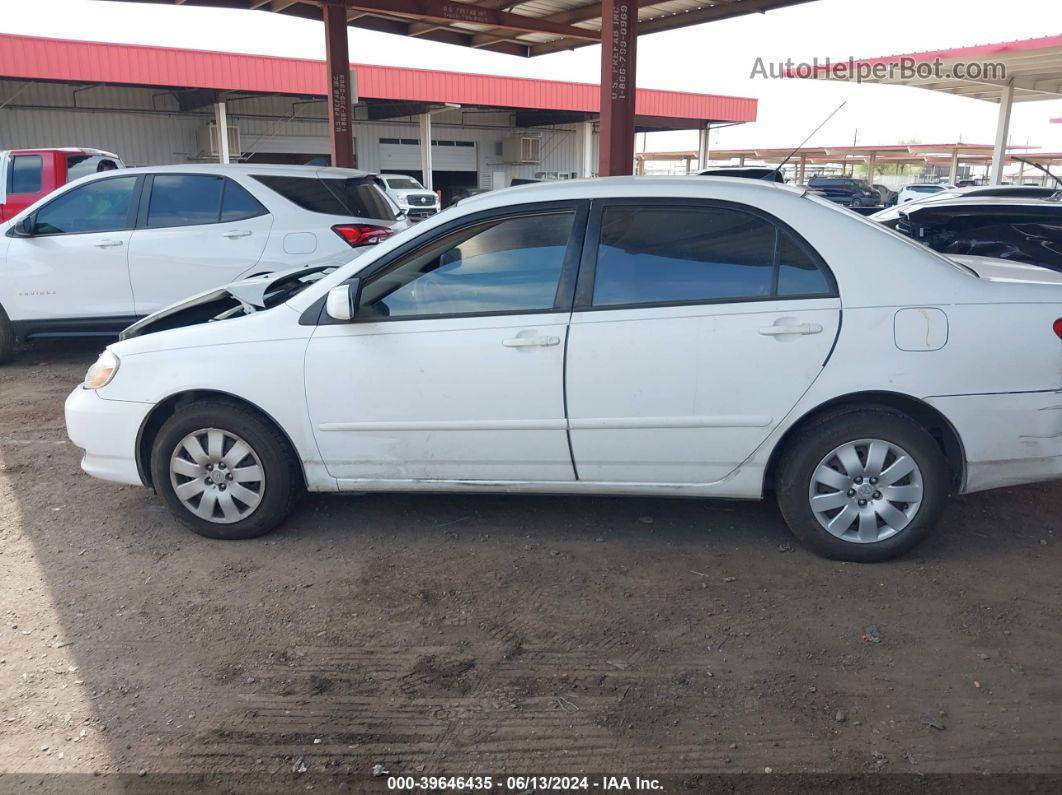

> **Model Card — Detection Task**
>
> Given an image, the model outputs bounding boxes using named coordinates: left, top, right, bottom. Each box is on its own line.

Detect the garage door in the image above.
left=378, top=138, right=477, bottom=171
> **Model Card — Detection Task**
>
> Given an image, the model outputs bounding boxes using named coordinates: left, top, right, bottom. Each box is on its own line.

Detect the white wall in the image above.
left=0, top=80, right=597, bottom=189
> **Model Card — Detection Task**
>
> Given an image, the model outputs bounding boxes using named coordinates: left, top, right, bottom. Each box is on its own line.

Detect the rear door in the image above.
left=128, top=174, right=271, bottom=315
left=565, top=200, right=841, bottom=485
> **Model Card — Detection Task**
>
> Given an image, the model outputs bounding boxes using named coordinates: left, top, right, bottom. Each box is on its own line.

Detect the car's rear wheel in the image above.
left=0, top=304, right=15, bottom=365
left=776, top=408, right=950, bottom=562
left=150, top=401, right=302, bottom=539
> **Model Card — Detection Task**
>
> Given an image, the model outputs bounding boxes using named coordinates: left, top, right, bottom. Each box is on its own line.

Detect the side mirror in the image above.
left=325, top=279, right=362, bottom=322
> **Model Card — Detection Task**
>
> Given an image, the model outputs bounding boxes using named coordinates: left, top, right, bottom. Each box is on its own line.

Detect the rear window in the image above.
left=254, top=175, right=396, bottom=221
left=909, top=185, right=943, bottom=193
left=66, top=154, right=121, bottom=181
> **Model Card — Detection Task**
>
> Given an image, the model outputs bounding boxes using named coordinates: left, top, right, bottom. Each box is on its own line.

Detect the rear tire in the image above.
left=0, top=304, right=15, bottom=365
left=150, top=400, right=303, bottom=539
left=775, top=407, right=950, bottom=562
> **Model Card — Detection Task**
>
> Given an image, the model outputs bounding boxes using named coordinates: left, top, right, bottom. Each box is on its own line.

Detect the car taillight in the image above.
left=332, top=224, right=393, bottom=247
left=1054, top=318, right=1062, bottom=340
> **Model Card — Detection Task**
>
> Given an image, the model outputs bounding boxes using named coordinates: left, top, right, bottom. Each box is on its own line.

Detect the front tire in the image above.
left=150, top=401, right=302, bottom=539
left=0, top=304, right=15, bottom=365
left=776, top=408, right=950, bottom=562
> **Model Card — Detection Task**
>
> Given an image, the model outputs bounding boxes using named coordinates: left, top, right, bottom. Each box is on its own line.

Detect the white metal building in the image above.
left=0, top=34, right=757, bottom=204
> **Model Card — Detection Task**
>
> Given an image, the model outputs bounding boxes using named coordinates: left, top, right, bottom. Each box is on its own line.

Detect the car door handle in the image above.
left=758, top=323, right=823, bottom=336
left=94, top=238, right=124, bottom=248
left=223, top=229, right=253, bottom=239
left=503, top=336, right=561, bottom=348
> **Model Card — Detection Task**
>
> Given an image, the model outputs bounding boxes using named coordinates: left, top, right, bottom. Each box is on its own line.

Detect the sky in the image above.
left=2, top=0, right=1062, bottom=155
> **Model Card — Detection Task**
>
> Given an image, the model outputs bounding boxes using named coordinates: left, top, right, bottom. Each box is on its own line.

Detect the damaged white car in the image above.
left=65, top=177, right=1062, bottom=562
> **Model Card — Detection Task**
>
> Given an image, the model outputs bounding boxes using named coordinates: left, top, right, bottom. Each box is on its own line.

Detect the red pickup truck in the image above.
left=0, top=148, right=125, bottom=222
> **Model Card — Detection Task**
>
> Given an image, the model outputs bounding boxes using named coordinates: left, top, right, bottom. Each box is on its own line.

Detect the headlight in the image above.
left=83, top=350, right=119, bottom=389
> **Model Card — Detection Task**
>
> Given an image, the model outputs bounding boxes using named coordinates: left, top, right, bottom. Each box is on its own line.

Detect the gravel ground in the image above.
left=1, top=340, right=1060, bottom=793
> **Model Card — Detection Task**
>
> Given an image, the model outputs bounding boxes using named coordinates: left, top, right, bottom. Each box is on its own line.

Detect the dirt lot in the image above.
left=1, top=340, right=1061, bottom=792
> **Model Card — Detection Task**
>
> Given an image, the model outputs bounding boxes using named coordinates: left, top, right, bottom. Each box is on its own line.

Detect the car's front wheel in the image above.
left=150, top=401, right=303, bottom=539
left=776, top=408, right=950, bottom=562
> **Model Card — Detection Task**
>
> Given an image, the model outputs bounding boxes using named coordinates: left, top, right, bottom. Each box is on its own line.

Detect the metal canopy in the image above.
left=116, top=0, right=816, bottom=57
left=114, top=0, right=815, bottom=175
left=788, top=34, right=1062, bottom=102
left=785, top=35, right=1062, bottom=184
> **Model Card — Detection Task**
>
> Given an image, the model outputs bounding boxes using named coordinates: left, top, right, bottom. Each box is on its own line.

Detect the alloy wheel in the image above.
left=808, top=438, right=924, bottom=544
left=169, top=428, right=265, bottom=524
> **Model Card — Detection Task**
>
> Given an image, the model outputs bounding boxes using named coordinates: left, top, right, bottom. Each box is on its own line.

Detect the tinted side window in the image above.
left=9, top=155, right=43, bottom=194
left=592, top=206, right=776, bottom=306
left=777, top=233, right=832, bottom=296
left=360, top=212, right=574, bottom=319
left=221, top=179, right=267, bottom=221
left=590, top=204, right=835, bottom=307
left=253, top=175, right=348, bottom=215
left=147, top=175, right=222, bottom=228
left=34, top=177, right=137, bottom=235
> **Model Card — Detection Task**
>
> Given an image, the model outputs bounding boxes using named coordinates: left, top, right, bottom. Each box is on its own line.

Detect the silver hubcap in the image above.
left=169, top=428, right=265, bottom=524
left=808, top=438, right=924, bottom=544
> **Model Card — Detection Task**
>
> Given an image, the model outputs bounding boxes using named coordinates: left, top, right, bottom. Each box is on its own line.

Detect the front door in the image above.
left=128, top=174, right=271, bottom=316
left=305, top=204, right=585, bottom=484
left=566, top=201, right=841, bottom=484
left=3, top=175, right=139, bottom=325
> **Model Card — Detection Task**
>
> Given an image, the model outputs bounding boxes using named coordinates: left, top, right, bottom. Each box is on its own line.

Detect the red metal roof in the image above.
left=0, top=33, right=756, bottom=124
left=800, top=34, right=1062, bottom=71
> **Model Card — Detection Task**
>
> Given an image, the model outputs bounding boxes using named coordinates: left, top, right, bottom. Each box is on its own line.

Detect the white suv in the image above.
left=376, top=173, right=440, bottom=221
left=898, top=183, right=954, bottom=204
left=0, top=164, right=405, bottom=362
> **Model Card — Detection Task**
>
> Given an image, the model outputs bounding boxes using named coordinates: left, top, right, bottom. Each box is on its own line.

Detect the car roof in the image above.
left=455, top=175, right=808, bottom=211
left=111, top=163, right=373, bottom=179
left=2, top=147, right=120, bottom=158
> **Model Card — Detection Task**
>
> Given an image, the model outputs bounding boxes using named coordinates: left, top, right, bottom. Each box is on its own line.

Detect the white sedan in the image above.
left=64, top=177, right=1062, bottom=562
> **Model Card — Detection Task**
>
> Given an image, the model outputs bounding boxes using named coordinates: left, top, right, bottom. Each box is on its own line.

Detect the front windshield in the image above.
left=386, top=177, right=424, bottom=190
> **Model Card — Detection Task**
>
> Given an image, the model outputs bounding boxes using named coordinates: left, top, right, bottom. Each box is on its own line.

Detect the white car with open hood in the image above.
left=0, top=163, right=404, bottom=362
left=65, top=177, right=1062, bottom=562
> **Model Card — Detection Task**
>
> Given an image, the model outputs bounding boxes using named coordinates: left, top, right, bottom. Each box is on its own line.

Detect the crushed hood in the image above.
left=120, top=265, right=330, bottom=340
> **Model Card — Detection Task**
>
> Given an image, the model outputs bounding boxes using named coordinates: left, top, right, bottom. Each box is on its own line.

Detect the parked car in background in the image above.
left=697, top=166, right=786, bottom=183
left=64, top=177, right=1062, bottom=563
left=375, top=173, right=440, bottom=221
left=0, top=147, right=124, bottom=221
left=807, top=176, right=881, bottom=207
left=0, top=164, right=404, bottom=362
left=449, top=186, right=490, bottom=206
left=891, top=196, right=1062, bottom=271
left=871, top=184, right=1062, bottom=229
left=872, top=184, right=897, bottom=206
left=898, top=183, right=953, bottom=204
